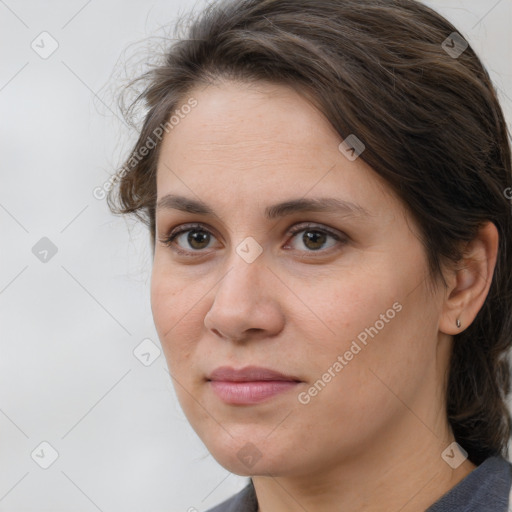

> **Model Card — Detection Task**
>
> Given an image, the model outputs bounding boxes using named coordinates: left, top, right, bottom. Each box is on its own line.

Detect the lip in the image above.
left=207, top=366, right=302, bottom=405
left=207, top=365, right=301, bottom=382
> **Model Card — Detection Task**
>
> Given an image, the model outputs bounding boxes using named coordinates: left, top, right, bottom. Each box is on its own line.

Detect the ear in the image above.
left=439, top=221, right=499, bottom=335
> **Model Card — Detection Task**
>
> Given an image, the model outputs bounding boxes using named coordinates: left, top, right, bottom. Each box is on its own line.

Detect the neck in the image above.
left=252, top=414, right=476, bottom=512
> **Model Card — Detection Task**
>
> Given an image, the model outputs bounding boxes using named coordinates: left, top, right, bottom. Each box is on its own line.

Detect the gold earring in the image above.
left=456, top=318, right=461, bottom=328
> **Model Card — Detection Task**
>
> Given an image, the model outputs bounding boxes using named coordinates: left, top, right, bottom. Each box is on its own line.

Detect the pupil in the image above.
left=304, top=231, right=325, bottom=250
left=189, top=231, right=209, bottom=249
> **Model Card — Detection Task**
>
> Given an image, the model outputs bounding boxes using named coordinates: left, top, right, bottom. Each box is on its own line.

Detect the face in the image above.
left=151, top=80, right=449, bottom=477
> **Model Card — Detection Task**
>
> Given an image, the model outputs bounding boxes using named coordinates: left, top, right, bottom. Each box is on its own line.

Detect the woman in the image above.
left=108, top=0, right=512, bottom=510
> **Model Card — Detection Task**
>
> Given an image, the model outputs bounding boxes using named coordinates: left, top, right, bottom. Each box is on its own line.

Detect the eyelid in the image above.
left=286, top=222, right=344, bottom=240
left=167, top=222, right=219, bottom=241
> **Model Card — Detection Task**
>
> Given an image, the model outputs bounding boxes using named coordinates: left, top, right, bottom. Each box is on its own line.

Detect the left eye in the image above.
left=286, top=225, right=342, bottom=252
left=159, top=223, right=344, bottom=255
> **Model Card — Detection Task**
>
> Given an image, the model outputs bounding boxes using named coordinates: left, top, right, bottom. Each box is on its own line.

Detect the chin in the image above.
left=210, top=450, right=287, bottom=477
left=200, top=428, right=298, bottom=476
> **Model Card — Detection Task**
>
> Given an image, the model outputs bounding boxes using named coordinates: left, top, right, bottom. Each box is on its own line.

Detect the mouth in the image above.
left=206, top=365, right=302, bottom=405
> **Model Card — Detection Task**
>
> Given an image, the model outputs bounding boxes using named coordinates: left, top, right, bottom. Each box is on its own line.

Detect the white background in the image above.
left=1, top=0, right=511, bottom=510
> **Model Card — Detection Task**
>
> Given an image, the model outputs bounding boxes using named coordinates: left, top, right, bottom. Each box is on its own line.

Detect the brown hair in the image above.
left=107, top=0, right=512, bottom=465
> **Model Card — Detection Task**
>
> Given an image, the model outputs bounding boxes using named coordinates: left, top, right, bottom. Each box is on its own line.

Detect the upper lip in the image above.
left=207, top=366, right=301, bottom=382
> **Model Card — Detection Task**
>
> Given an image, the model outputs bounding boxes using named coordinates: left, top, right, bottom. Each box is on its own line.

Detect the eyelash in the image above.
left=158, top=222, right=346, bottom=257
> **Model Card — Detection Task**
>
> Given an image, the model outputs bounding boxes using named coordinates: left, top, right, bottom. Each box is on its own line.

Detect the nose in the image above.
left=203, top=253, right=285, bottom=343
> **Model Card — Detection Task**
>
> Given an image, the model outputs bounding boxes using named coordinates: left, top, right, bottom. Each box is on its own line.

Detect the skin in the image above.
left=150, top=79, right=499, bottom=511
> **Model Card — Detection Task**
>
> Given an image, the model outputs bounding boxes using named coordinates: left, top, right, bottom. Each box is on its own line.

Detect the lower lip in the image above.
left=209, top=380, right=300, bottom=404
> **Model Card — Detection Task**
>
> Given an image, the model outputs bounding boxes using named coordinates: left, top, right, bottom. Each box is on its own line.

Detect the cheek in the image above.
left=297, top=267, right=421, bottom=387
left=294, top=320, right=419, bottom=453
left=150, top=268, right=202, bottom=369
left=297, top=270, right=397, bottom=353
left=309, top=287, right=433, bottom=427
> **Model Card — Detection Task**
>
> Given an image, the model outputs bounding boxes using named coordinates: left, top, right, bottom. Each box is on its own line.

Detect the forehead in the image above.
left=162, top=81, right=337, bottom=159
left=155, top=80, right=401, bottom=218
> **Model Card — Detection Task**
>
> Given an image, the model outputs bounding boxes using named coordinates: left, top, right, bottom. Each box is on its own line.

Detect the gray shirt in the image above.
left=206, top=456, right=512, bottom=512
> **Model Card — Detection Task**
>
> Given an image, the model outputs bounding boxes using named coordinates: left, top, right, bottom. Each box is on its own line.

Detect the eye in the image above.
left=285, top=223, right=345, bottom=253
left=158, top=222, right=346, bottom=256
left=158, top=223, right=219, bottom=255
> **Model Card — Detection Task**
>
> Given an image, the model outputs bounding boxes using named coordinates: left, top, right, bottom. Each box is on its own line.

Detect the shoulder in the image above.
left=204, top=480, right=257, bottom=512
left=202, top=458, right=512, bottom=512
left=427, top=455, right=512, bottom=512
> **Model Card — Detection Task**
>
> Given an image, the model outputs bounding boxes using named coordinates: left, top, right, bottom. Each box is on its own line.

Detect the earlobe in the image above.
left=439, top=221, right=499, bottom=335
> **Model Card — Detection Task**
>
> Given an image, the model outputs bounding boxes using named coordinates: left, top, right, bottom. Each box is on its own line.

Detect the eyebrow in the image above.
left=156, top=194, right=371, bottom=220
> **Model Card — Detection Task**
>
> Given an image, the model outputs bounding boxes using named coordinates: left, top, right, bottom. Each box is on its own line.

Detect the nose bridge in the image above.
left=203, top=242, right=284, bottom=340
left=218, top=241, right=267, bottom=303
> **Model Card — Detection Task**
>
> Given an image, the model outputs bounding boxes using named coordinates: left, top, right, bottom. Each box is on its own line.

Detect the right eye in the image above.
left=159, top=223, right=220, bottom=255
